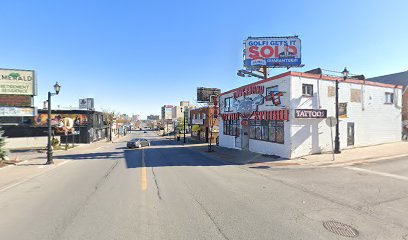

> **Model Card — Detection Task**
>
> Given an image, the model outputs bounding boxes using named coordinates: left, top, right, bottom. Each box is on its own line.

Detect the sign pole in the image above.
left=330, top=117, right=335, bottom=161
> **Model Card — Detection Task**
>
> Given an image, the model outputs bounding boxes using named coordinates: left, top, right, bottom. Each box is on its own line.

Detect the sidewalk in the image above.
left=177, top=138, right=408, bottom=168
left=295, top=141, right=408, bottom=166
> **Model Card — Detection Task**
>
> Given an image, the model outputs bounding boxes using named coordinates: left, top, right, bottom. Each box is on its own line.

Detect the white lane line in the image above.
left=0, top=160, right=71, bottom=193
left=345, top=166, right=408, bottom=181
left=95, top=146, right=103, bottom=150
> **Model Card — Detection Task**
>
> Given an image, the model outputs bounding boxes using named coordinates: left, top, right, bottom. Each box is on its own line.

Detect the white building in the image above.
left=172, top=101, right=195, bottom=123
left=219, top=71, right=403, bottom=159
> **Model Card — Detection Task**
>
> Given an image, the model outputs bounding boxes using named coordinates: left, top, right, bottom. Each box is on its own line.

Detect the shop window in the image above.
left=261, top=120, right=269, bottom=141
left=224, top=97, right=234, bottom=112
left=250, top=120, right=284, bottom=144
left=223, top=120, right=239, bottom=136
left=302, top=84, right=313, bottom=97
left=385, top=92, right=394, bottom=104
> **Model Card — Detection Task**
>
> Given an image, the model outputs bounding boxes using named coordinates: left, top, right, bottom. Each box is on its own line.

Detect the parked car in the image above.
left=127, top=138, right=150, bottom=148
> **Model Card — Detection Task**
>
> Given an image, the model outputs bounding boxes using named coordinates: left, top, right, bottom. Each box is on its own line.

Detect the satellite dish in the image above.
left=326, top=117, right=337, bottom=127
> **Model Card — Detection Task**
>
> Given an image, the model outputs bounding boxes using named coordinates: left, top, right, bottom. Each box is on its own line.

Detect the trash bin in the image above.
left=177, top=136, right=180, bottom=141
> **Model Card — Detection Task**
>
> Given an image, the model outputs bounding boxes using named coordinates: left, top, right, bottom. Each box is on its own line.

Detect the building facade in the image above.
left=190, top=106, right=219, bottom=144
left=161, top=105, right=174, bottom=123
left=147, top=114, right=160, bottom=121
left=219, top=71, right=403, bottom=159
left=367, top=70, right=408, bottom=139
left=1, top=109, right=110, bottom=144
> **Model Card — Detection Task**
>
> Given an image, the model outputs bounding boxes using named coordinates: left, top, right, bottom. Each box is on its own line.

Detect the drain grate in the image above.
left=323, top=221, right=359, bottom=238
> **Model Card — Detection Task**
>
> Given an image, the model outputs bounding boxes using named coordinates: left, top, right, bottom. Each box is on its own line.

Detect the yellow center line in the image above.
left=141, top=149, right=147, bottom=191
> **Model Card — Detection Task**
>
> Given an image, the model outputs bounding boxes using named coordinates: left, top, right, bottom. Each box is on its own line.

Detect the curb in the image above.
left=301, top=153, right=408, bottom=167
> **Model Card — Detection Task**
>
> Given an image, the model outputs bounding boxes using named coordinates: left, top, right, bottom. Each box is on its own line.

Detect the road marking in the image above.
left=141, top=149, right=147, bottom=191
left=95, top=146, right=103, bottom=150
left=345, top=166, right=408, bottom=181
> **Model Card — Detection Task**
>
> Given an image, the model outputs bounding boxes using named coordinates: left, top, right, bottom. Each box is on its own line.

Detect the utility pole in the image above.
left=46, top=91, right=53, bottom=164
left=334, top=67, right=349, bottom=154
left=183, top=109, right=186, bottom=144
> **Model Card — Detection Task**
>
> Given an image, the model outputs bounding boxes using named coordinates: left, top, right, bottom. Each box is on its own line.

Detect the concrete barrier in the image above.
left=5, top=136, right=61, bottom=150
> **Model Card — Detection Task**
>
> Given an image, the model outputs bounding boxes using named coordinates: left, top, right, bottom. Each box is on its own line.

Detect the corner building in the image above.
left=219, top=71, right=403, bottom=159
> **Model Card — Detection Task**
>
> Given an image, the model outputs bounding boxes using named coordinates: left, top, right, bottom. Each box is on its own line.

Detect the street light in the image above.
left=334, top=68, right=349, bottom=154
left=46, top=81, right=61, bottom=165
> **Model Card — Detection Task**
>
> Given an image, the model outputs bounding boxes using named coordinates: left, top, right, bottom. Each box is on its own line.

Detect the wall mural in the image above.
left=221, top=84, right=287, bottom=125
left=34, top=114, right=89, bottom=134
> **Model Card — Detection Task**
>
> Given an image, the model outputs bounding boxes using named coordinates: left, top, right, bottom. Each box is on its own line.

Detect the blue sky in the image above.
left=1, top=0, right=407, bottom=118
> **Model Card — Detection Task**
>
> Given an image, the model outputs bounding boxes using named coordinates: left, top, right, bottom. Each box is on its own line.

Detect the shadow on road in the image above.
left=50, top=138, right=285, bottom=169
left=54, top=151, right=123, bottom=161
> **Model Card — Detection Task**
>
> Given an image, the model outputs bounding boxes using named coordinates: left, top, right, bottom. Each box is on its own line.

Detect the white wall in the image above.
left=290, top=75, right=402, bottom=158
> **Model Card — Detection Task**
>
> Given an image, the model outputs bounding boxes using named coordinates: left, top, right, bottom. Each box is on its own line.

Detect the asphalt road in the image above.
left=1, top=131, right=407, bottom=240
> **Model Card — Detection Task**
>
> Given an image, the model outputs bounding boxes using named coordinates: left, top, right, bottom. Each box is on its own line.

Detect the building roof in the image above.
left=220, top=71, right=403, bottom=96
left=367, top=70, right=408, bottom=87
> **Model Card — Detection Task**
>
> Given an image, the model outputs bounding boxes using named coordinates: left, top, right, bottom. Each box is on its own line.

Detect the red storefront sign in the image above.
left=253, top=110, right=289, bottom=121
left=233, top=85, right=264, bottom=98
left=221, top=113, right=240, bottom=120
left=221, top=109, right=289, bottom=122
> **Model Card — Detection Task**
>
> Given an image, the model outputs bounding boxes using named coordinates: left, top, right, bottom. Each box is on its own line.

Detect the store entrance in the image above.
left=241, top=125, right=250, bottom=150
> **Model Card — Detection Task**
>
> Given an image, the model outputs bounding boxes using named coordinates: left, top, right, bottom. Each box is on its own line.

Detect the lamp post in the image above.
left=46, top=82, right=61, bottom=165
left=334, top=67, right=349, bottom=154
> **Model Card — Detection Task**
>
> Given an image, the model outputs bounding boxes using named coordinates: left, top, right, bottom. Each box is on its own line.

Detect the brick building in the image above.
left=190, top=106, right=219, bottom=144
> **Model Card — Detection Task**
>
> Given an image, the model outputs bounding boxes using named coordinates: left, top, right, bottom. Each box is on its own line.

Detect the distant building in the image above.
left=172, top=101, right=195, bottom=123
left=190, top=106, right=219, bottom=144
left=147, top=114, right=160, bottom=121
left=161, top=105, right=174, bottom=123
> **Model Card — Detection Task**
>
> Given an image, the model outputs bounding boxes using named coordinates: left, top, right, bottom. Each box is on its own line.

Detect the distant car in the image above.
left=127, top=138, right=150, bottom=148
left=144, top=131, right=147, bottom=133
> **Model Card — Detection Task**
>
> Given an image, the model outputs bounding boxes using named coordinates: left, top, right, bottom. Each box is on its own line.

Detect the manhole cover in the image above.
left=323, top=221, right=359, bottom=238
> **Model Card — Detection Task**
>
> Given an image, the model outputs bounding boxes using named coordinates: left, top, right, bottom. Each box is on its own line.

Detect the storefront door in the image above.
left=241, top=125, right=250, bottom=150
left=235, top=126, right=241, bottom=148
left=347, top=122, right=354, bottom=146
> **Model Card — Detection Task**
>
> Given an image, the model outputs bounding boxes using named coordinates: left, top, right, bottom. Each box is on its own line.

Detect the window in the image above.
left=250, top=120, right=284, bottom=144
left=223, top=120, right=239, bottom=136
left=385, top=92, right=394, bottom=104
left=302, top=84, right=313, bottom=97
left=224, top=97, right=233, bottom=112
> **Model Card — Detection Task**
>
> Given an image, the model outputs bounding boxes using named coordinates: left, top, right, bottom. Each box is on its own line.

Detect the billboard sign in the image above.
left=79, top=98, right=95, bottom=109
left=0, top=69, right=36, bottom=95
left=197, top=87, right=221, bottom=103
left=0, top=95, right=33, bottom=107
left=244, top=36, right=301, bottom=68
left=0, top=107, right=37, bottom=116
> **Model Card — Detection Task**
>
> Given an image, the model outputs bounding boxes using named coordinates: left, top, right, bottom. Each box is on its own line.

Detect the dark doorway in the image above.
left=347, top=122, right=354, bottom=146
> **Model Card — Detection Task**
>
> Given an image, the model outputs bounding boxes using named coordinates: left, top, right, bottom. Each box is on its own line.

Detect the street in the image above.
left=1, top=131, right=407, bottom=240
